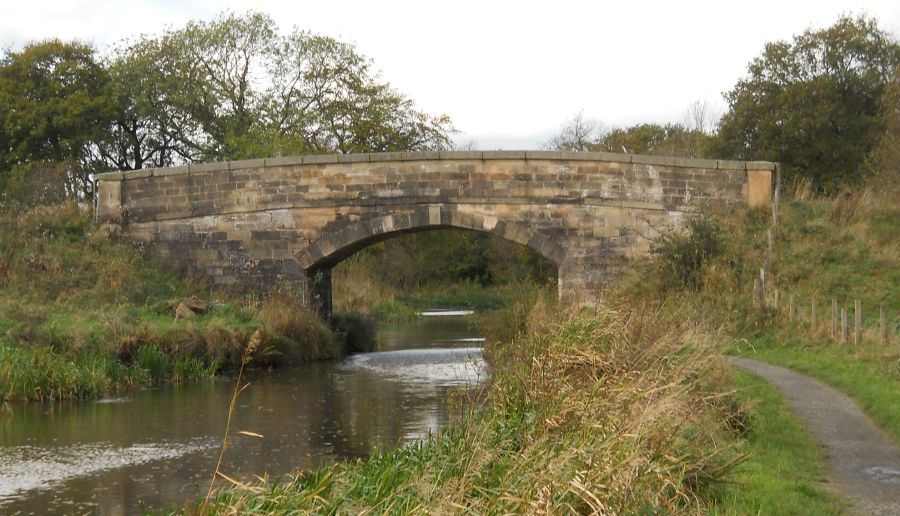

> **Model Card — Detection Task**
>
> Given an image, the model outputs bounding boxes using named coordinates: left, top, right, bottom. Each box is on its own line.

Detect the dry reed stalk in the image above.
left=202, top=329, right=262, bottom=510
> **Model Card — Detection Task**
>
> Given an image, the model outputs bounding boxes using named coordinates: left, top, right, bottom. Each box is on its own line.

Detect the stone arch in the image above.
left=295, top=204, right=567, bottom=270
left=295, top=205, right=567, bottom=318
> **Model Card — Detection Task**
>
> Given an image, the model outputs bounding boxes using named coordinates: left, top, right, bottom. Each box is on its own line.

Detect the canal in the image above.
left=0, top=310, right=485, bottom=514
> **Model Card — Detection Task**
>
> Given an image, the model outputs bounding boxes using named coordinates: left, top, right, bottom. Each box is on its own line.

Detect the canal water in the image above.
left=0, top=311, right=485, bottom=515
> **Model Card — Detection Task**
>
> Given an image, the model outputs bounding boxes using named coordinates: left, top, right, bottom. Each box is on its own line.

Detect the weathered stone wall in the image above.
left=96, top=151, right=774, bottom=314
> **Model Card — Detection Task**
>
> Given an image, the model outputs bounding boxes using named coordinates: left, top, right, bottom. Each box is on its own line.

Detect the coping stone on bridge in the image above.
left=95, top=151, right=776, bottom=182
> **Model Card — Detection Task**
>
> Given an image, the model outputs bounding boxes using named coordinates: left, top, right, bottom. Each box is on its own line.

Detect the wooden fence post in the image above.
left=854, top=300, right=862, bottom=345
left=880, top=304, right=887, bottom=346
left=774, top=288, right=780, bottom=309
left=811, top=298, right=817, bottom=336
left=789, top=295, right=795, bottom=322
left=831, top=299, right=838, bottom=340
left=759, top=268, right=766, bottom=307
left=841, top=308, right=848, bottom=343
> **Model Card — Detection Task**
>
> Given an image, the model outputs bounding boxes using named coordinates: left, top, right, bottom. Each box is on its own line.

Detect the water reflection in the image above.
left=0, top=312, right=484, bottom=515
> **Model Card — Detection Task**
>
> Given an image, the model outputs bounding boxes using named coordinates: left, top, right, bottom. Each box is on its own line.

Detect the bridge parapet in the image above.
left=96, top=151, right=775, bottom=314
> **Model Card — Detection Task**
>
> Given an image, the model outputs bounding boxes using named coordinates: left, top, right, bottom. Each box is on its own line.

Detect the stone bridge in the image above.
left=95, top=151, right=774, bottom=317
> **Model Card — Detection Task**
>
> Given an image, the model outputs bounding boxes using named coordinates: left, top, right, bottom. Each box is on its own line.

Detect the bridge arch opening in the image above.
left=295, top=206, right=566, bottom=318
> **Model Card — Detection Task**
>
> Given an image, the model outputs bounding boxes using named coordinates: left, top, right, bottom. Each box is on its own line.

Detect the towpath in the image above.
left=729, top=357, right=900, bottom=515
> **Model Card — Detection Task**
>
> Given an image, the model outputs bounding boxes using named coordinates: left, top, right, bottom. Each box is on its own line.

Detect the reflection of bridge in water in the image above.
left=96, top=151, right=774, bottom=315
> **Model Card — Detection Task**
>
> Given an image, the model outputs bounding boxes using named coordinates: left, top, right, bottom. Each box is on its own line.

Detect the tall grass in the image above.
left=257, top=294, right=341, bottom=364
left=190, top=298, right=743, bottom=514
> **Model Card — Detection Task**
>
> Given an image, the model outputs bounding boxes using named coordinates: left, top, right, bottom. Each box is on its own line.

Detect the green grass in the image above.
left=710, top=370, right=846, bottom=515
left=399, top=283, right=507, bottom=311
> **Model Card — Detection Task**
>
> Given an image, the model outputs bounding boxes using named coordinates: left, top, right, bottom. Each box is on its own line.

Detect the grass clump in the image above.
left=190, top=298, right=743, bottom=514
left=257, top=294, right=341, bottom=364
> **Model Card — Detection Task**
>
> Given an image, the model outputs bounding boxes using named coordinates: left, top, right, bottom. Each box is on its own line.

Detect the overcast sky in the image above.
left=2, top=1, right=899, bottom=149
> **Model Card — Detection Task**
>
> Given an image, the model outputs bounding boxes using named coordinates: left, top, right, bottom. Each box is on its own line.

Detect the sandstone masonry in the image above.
left=95, top=151, right=775, bottom=316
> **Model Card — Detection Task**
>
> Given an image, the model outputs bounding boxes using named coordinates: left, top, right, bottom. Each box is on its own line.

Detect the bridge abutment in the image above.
left=308, top=266, right=333, bottom=320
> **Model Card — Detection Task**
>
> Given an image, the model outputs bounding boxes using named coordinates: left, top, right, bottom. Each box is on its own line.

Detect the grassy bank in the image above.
left=0, top=203, right=348, bottom=401
left=602, top=180, right=898, bottom=511
left=710, top=370, right=845, bottom=514
left=190, top=299, right=746, bottom=514
left=619, top=180, right=900, bottom=439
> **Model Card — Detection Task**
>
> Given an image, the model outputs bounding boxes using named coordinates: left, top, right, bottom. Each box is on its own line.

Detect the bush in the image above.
left=651, top=214, right=724, bottom=291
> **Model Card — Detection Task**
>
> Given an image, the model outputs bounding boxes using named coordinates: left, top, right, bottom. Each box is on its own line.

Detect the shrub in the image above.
left=651, top=213, right=724, bottom=291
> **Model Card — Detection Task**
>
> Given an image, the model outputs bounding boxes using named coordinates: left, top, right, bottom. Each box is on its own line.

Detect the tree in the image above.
left=263, top=30, right=453, bottom=155
left=93, top=37, right=205, bottom=171
left=0, top=40, right=113, bottom=196
left=713, top=15, right=900, bottom=190
left=873, top=67, right=900, bottom=181
left=543, top=111, right=604, bottom=151
left=594, top=123, right=712, bottom=158
left=99, top=11, right=454, bottom=164
left=682, top=100, right=719, bottom=135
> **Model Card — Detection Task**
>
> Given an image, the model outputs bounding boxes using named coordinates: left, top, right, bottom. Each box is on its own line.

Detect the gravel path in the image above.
left=729, top=357, right=900, bottom=515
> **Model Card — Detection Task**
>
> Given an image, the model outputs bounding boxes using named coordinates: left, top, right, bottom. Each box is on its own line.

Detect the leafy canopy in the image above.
left=713, top=15, right=900, bottom=190
left=98, top=11, right=454, bottom=167
left=1, top=11, right=455, bottom=204
left=0, top=39, right=114, bottom=196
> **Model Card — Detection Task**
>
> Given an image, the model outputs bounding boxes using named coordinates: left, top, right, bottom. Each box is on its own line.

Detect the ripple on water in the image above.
left=419, top=310, right=475, bottom=316
left=0, top=438, right=219, bottom=503
left=342, top=347, right=486, bottom=387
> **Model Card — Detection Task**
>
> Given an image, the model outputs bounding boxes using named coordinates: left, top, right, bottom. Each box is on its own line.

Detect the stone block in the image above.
left=632, top=154, right=675, bottom=166
left=438, top=151, right=482, bottom=160
left=483, top=150, right=526, bottom=160
left=717, top=160, right=746, bottom=170
left=746, top=169, right=772, bottom=207
left=124, top=169, right=153, bottom=179
left=302, top=154, right=340, bottom=165
left=265, top=156, right=304, bottom=167
left=368, top=152, right=404, bottom=162
left=746, top=161, right=776, bottom=171
left=428, top=205, right=442, bottom=225
left=189, top=162, right=227, bottom=174
left=96, top=171, right=125, bottom=181
left=228, top=158, right=266, bottom=170
left=338, top=153, right=370, bottom=163
left=673, top=157, right=718, bottom=169
left=401, top=151, right=440, bottom=161
left=525, top=150, right=562, bottom=160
